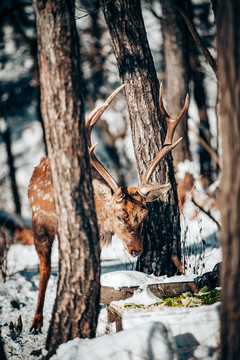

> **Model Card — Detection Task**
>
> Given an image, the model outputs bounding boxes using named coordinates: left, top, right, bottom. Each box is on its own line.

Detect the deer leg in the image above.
left=30, top=220, right=54, bottom=333
left=30, top=252, right=51, bottom=332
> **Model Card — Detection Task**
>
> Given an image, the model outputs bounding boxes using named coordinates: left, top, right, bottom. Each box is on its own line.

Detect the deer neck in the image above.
left=94, top=197, right=114, bottom=248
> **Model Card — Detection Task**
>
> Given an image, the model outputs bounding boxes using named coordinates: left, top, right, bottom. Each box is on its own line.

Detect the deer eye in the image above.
left=116, top=215, right=125, bottom=224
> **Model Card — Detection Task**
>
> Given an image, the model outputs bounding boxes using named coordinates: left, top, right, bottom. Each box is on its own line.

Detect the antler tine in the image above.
left=159, top=82, right=170, bottom=118
left=141, top=137, right=182, bottom=188
left=85, top=104, right=108, bottom=146
left=85, top=84, right=125, bottom=147
left=86, top=85, right=125, bottom=201
left=139, top=83, right=189, bottom=193
left=90, top=84, right=125, bottom=127
left=164, top=93, right=189, bottom=145
left=89, top=145, right=124, bottom=200
left=159, top=83, right=189, bottom=145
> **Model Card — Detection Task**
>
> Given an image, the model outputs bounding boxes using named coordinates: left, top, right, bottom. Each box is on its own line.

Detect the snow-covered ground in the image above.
left=0, top=209, right=221, bottom=360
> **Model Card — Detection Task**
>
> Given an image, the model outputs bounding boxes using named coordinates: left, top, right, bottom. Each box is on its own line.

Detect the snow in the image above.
left=121, top=303, right=220, bottom=348
left=51, top=322, right=177, bottom=360
left=101, top=270, right=196, bottom=290
left=112, top=286, right=162, bottom=307
left=177, top=160, right=199, bottom=180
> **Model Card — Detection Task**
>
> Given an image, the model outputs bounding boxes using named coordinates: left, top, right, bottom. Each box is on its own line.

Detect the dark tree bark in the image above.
left=217, top=1, right=240, bottom=359
left=0, top=226, right=8, bottom=281
left=2, top=124, right=22, bottom=215
left=190, top=50, right=213, bottom=184
left=85, top=0, right=105, bottom=103
left=211, top=0, right=220, bottom=19
left=33, top=0, right=100, bottom=357
left=0, top=335, right=6, bottom=360
left=185, top=2, right=213, bottom=184
left=100, top=0, right=181, bottom=276
left=161, top=0, right=191, bottom=164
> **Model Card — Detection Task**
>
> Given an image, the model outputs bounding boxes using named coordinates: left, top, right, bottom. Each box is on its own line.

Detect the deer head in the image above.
left=86, top=83, right=189, bottom=257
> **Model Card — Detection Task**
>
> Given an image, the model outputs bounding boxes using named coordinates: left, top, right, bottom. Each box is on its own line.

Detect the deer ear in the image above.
left=144, top=183, right=171, bottom=202
left=92, top=179, right=113, bottom=202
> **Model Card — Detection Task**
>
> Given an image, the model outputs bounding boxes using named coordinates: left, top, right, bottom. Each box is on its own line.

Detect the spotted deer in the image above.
left=28, top=83, right=188, bottom=332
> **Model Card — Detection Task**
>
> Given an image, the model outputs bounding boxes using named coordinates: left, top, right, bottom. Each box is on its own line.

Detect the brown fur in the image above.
left=13, top=228, right=34, bottom=245
left=29, top=157, right=150, bottom=332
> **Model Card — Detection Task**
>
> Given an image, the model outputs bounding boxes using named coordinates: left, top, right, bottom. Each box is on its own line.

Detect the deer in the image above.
left=28, top=83, right=188, bottom=332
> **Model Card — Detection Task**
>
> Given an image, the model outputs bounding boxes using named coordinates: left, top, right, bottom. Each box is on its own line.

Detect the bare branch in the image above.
left=174, top=2, right=218, bottom=78
left=197, top=135, right=222, bottom=170
left=192, top=197, right=221, bottom=230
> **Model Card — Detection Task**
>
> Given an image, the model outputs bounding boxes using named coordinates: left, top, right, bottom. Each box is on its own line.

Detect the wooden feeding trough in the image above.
left=100, top=280, right=198, bottom=332
left=100, top=280, right=198, bottom=305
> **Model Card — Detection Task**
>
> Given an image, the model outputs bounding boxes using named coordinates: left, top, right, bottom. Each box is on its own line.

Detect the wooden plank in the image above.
left=149, top=281, right=198, bottom=298
left=106, top=305, right=123, bottom=332
left=100, top=286, right=139, bottom=304
left=101, top=281, right=198, bottom=304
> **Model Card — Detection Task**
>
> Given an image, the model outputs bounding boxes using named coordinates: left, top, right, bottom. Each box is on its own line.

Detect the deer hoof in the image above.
left=30, top=314, right=43, bottom=334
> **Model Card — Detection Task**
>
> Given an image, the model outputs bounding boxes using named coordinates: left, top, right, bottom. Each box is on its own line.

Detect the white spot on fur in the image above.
left=33, top=209, right=57, bottom=219
left=42, top=193, right=51, bottom=201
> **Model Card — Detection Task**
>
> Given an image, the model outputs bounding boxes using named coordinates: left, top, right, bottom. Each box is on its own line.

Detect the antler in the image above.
left=85, top=84, right=125, bottom=201
left=138, top=83, right=189, bottom=197
left=159, top=82, right=189, bottom=146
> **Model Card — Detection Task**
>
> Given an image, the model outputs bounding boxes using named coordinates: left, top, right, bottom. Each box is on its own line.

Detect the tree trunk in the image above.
left=0, top=335, right=6, bottom=360
left=217, top=1, right=240, bottom=359
left=100, top=0, right=181, bottom=276
left=3, top=124, right=21, bottom=215
left=190, top=50, right=213, bottom=184
left=211, top=0, right=220, bottom=19
left=33, top=0, right=100, bottom=357
left=186, top=1, right=213, bottom=184
left=161, top=0, right=191, bottom=164
left=88, top=0, right=105, bottom=103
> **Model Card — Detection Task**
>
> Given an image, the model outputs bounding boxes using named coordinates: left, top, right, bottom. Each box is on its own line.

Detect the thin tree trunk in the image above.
left=33, top=0, right=100, bottom=357
left=190, top=51, right=212, bottom=184
left=217, top=0, right=240, bottom=359
left=3, top=125, right=21, bottom=215
left=88, top=1, right=105, bottom=103
left=161, top=0, right=191, bottom=164
left=185, top=0, right=213, bottom=184
left=100, top=0, right=181, bottom=276
left=0, top=335, right=6, bottom=360
left=211, top=0, right=220, bottom=20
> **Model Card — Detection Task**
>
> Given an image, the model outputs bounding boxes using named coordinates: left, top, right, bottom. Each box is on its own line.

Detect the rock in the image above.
left=194, top=263, right=221, bottom=291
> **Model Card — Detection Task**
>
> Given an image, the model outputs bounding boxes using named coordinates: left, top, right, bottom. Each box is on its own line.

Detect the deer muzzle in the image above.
left=130, top=249, right=143, bottom=258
